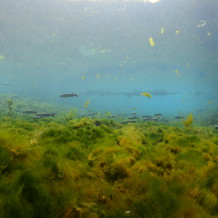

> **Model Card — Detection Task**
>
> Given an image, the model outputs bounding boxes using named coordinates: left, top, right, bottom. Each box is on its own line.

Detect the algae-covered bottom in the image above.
left=0, top=117, right=218, bottom=218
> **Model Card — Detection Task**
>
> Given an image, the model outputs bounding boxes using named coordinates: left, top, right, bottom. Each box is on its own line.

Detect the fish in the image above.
left=108, top=115, right=117, bottom=118
left=88, top=112, right=97, bottom=116
left=23, top=110, right=37, bottom=114
left=59, top=93, right=78, bottom=98
left=121, top=120, right=136, bottom=124
left=152, top=118, right=160, bottom=121
left=0, top=83, right=11, bottom=86
left=154, top=113, right=162, bottom=116
left=175, top=116, right=185, bottom=119
left=141, top=92, right=152, bottom=99
left=142, top=115, right=152, bottom=118
left=142, top=118, right=152, bottom=121
left=160, top=118, right=169, bottom=122
left=36, top=113, right=56, bottom=118
left=86, top=113, right=98, bottom=117
left=128, top=116, right=139, bottom=120
left=32, top=116, right=42, bottom=119
left=77, top=112, right=97, bottom=118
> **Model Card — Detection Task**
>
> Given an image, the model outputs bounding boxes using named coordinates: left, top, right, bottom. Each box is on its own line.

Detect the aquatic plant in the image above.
left=0, top=115, right=217, bottom=217
left=184, top=113, right=193, bottom=127
left=65, top=109, right=78, bottom=122
left=105, top=160, right=131, bottom=182
left=6, top=99, right=13, bottom=115
left=40, top=127, right=72, bottom=144
left=133, top=176, right=180, bottom=218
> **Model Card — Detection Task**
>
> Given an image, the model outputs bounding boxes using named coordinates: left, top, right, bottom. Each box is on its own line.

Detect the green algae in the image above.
left=0, top=114, right=218, bottom=218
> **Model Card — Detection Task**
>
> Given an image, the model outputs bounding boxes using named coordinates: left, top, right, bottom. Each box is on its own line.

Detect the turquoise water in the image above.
left=0, top=2, right=218, bottom=217
left=0, top=0, right=217, bottom=117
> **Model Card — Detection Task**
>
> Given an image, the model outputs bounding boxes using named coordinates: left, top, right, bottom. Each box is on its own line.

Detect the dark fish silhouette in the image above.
left=175, top=116, right=185, bottom=119
left=0, top=83, right=11, bottom=86
left=152, top=118, right=160, bottom=121
left=128, top=116, right=139, bottom=120
left=154, top=113, right=162, bottom=116
left=88, top=113, right=97, bottom=116
left=33, top=113, right=56, bottom=119
left=59, top=93, right=78, bottom=98
left=108, top=115, right=117, bottom=118
left=78, top=112, right=97, bottom=118
left=143, top=118, right=152, bottom=121
left=37, top=113, right=56, bottom=117
left=121, top=120, right=136, bottom=124
left=23, top=110, right=37, bottom=114
left=142, top=115, right=152, bottom=118
left=32, top=116, right=42, bottom=119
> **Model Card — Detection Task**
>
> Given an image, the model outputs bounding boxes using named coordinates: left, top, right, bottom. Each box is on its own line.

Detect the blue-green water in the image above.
left=1, top=2, right=218, bottom=217
left=0, top=0, right=217, bottom=117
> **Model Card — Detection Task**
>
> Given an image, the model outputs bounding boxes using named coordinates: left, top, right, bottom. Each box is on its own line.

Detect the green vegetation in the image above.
left=6, top=99, right=13, bottom=115
left=0, top=113, right=218, bottom=218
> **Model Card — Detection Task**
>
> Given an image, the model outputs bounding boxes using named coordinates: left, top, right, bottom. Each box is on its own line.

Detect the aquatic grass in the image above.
left=176, top=150, right=205, bottom=168
left=0, top=194, right=33, bottom=218
left=40, top=127, right=72, bottom=144
left=66, top=118, right=116, bottom=146
left=65, top=146, right=85, bottom=161
left=1, top=112, right=218, bottom=217
left=118, top=126, right=144, bottom=145
left=0, top=146, right=12, bottom=174
left=144, top=131, right=165, bottom=146
left=133, top=176, right=181, bottom=218
left=164, top=132, right=201, bottom=148
left=196, top=189, right=218, bottom=213
left=105, top=160, right=131, bottom=182
left=0, top=171, right=55, bottom=218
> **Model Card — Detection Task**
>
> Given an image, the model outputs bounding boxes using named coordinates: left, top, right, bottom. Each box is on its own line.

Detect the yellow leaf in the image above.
left=149, top=37, right=155, bottom=47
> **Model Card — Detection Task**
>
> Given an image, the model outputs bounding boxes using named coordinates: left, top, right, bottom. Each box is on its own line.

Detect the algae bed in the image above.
left=0, top=98, right=218, bottom=218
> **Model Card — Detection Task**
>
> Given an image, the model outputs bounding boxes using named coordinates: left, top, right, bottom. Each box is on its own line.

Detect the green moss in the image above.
left=1, top=196, right=31, bottom=218
left=176, top=150, right=205, bottom=167
left=0, top=146, right=12, bottom=174
left=40, top=128, right=72, bottom=144
left=18, top=171, right=43, bottom=204
left=0, top=109, right=217, bottom=217
left=105, top=160, right=130, bottom=182
left=133, top=177, right=181, bottom=218
left=146, top=132, right=165, bottom=145
left=65, top=146, right=85, bottom=161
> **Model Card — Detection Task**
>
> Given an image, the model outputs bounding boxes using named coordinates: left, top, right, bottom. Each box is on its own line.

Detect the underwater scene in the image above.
left=0, top=0, right=218, bottom=217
